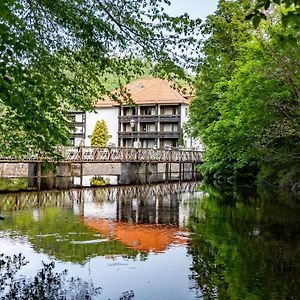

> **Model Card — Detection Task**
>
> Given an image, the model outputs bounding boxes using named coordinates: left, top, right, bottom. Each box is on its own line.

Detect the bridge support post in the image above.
left=192, top=162, right=195, bottom=180
left=37, top=161, right=42, bottom=191
left=179, top=162, right=182, bottom=182
left=145, top=163, right=149, bottom=183
left=80, top=147, right=83, bottom=187
left=165, top=162, right=169, bottom=182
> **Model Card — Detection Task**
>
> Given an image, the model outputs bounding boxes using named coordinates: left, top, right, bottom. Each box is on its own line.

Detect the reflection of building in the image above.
left=116, top=192, right=180, bottom=226
left=84, top=219, right=188, bottom=252
left=82, top=182, right=202, bottom=253
left=70, top=78, right=202, bottom=148
left=84, top=186, right=187, bottom=252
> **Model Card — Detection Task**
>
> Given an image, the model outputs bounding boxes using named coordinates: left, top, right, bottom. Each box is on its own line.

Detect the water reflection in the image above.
left=0, top=255, right=101, bottom=300
left=0, top=183, right=201, bottom=262
left=187, top=185, right=300, bottom=299
left=0, top=182, right=202, bottom=300
left=0, top=172, right=200, bottom=192
left=1, top=182, right=299, bottom=299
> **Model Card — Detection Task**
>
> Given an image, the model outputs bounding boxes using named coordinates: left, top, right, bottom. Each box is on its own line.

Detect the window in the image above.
left=123, top=107, right=136, bottom=116
left=141, top=139, right=156, bottom=148
left=160, top=139, right=178, bottom=148
left=161, top=123, right=178, bottom=132
left=75, top=126, right=84, bottom=133
left=160, top=106, right=179, bottom=115
left=123, top=139, right=133, bottom=147
left=140, top=123, right=156, bottom=132
left=75, top=114, right=84, bottom=122
left=140, top=106, right=156, bottom=116
left=123, top=123, right=134, bottom=132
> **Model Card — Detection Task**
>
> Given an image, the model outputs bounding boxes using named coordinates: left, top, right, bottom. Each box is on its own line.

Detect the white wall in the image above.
left=85, top=107, right=119, bottom=146
left=180, top=103, right=204, bottom=150
left=180, top=104, right=189, bottom=147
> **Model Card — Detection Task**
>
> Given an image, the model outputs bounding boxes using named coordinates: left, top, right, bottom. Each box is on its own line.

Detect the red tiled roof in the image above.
left=94, top=77, right=193, bottom=107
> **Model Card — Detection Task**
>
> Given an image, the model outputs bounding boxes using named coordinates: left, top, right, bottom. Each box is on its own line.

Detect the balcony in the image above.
left=119, top=115, right=139, bottom=122
left=119, top=115, right=159, bottom=122
left=159, top=131, right=180, bottom=138
left=159, top=115, right=180, bottom=122
left=119, top=131, right=159, bottom=139
left=118, top=130, right=180, bottom=139
left=119, top=115, right=181, bottom=123
left=70, top=132, right=85, bottom=138
left=71, top=121, right=85, bottom=127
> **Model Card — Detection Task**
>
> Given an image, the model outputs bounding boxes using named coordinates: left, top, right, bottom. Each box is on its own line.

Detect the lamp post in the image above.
left=130, top=119, right=135, bottom=148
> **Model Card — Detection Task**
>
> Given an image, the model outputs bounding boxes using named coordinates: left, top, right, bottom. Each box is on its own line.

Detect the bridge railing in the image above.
left=60, top=146, right=204, bottom=163
left=0, top=147, right=204, bottom=163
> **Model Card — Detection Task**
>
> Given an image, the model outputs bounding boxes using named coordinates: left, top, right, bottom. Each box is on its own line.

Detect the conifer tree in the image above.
left=91, top=120, right=109, bottom=147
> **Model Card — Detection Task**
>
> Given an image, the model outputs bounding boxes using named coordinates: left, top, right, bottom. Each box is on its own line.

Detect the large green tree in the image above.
left=0, top=0, right=200, bottom=157
left=188, top=0, right=299, bottom=190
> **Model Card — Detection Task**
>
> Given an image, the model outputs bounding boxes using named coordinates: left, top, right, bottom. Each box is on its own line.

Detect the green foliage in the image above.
left=0, top=0, right=201, bottom=157
left=245, top=0, right=300, bottom=28
left=90, top=176, right=110, bottom=187
left=0, top=178, right=28, bottom=191
left=91, top=120, right=110, bottom=147
left=188, top=185, right=300, bottom=299
left=189, top=0, right=300, bottom=189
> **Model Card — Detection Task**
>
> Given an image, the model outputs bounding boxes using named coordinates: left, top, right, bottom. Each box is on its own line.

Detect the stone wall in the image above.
left=56, top=162, right=122, bottom=176
left=0, top=163, right=28, bottom=177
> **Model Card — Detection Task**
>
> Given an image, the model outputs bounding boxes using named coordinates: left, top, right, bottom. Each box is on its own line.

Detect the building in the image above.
left=69, top=110, right=86, bottom=147
left=71, top=77, right=200, bottom=149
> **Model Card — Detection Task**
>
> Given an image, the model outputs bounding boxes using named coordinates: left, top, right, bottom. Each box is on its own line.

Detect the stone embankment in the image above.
left=0, top=163, right=28, bottom=177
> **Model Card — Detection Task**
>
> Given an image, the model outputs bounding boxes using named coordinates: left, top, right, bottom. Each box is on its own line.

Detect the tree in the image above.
left=91, top=120, right=110, bottom=147
left=245, top=0, right=300, bottom=28
left=0, top=0, right=201, bottom=157
left=188, top=0, right=300, bottom=189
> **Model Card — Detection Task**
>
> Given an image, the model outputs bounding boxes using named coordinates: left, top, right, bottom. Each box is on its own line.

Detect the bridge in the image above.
left=0, top=147, right=204, bottom=181
left=60, top=146, right=204, bottom=163
left=0, top=146, right=204, bottom=163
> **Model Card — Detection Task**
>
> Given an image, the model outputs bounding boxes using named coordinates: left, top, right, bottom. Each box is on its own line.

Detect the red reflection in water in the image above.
left=84, top=218, right=189, bottom=253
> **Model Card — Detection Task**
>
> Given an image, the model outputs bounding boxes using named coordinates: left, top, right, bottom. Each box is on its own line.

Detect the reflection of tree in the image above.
left=0, top=254, right=101, bottom=299
left=92, top=189, right=107, bottom=203
left=188, top=186, right=300, bottom=299
left=1, top=208, right=137, bottom=264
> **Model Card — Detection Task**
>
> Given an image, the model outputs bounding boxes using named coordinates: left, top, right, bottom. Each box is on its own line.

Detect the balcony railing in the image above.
left=119, top=115, right=181, bottom=124
left=158, top=131, right=180, bottom=138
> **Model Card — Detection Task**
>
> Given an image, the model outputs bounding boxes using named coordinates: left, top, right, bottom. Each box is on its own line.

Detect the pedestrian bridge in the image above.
left=0, top=147, right=204, bottom=164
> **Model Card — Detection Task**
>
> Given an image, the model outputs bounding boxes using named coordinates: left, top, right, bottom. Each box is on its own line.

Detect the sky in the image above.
left=165, top=0, right=219, bottom=20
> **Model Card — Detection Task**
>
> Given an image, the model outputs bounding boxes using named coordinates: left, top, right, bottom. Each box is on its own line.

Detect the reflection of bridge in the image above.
left=0, top=182, right=199, bottom=212
left=0, top=147, right=204, bottom=163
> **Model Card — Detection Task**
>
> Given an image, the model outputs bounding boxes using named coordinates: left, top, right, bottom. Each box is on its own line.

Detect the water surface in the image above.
left=0, top=183, right=299, bottom=299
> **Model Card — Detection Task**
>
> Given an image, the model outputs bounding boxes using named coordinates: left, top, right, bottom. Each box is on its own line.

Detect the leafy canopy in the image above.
left=188, top=0, right=300, bottom=189
left=0, top=0, right=201, bottom=157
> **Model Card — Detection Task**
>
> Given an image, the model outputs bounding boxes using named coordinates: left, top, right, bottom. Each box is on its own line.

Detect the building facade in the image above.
left=69, top=111, right=86, bottom=146
left=118, top=103, right=187, bottom=148
left=70, top=78, right=201, bottom=149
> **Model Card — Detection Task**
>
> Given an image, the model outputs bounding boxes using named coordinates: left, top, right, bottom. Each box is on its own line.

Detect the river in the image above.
left=0, top=182, right=299, bottom=299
